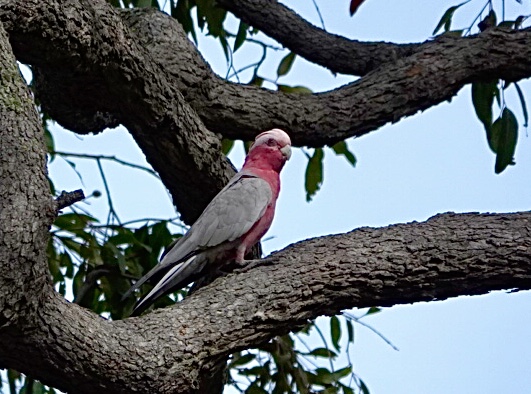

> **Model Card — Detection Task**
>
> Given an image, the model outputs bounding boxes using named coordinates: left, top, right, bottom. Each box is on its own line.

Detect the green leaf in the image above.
left=478, top=10, right=497, bottom=31
left=136, top=0, right=151, bottom=7
left=346, top=319, right=355, bottom=344
left=513, top=82, right=528, bottom=127
left=292, top=367, right=310, bottom=394
left=277, top=84, right=313, bottom=95
left=305, top=148, right=324, bottom=202
left=366, top=306, right=381, bottom=315
left=196, top=0, right=227, bottom=38
left=359, top=378, right=371, bottom=394
left=234, top=20, right=248, bottom=53
left=57, top=236, right=83, bottom=255
left=238, top=365, right=268, bottom=376
left=48, top=254, right=63, bottom=284
left=515, top=15, right=525, bottom=29
left=312, top=366, right=351, bottom=385
left=331, top=141, right=356, bottom=167
left=433, top=1, right=469, bottom=35
left=221, top=138, right=235, bottom=155
left=54, top=213, right=98, bottom=232
left=341, top=383, right=355, bottom=394
left=498, top=20, right=515, bottom=29
left=330, top=316, right=341, bottom=351
left=248, top=75, right=264, bottom=86
left=277, top=52, right=296, bottom=77
left=229, top=352, right=256, bottom=368
left=219, top=34, right=230, bottom=62
left=172, top=0, right=198, bottom=43
left=44, top=127, right=55, bottom=157
left=471, top=80, right=498, bottom=133
left=246, top=384, right=269, bottom=394
left=304, top=347, right=338, bottom=358
left=491, top=108, right=518, bottom=173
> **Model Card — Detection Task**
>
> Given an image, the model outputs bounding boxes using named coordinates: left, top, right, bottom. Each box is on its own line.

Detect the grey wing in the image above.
left=161, top=174, right=272, bottom=265
left=122, top=174, right=272, bottom=311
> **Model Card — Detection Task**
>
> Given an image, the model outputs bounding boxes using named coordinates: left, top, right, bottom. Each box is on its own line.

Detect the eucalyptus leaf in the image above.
left=330, top=316, right=341, bottom=351
left=331, top=141, right=356, bottom=167
left=233, top=20, right=248, bottom=52
left=491, top=108, right=518, bottom=173
left=471, top=80, right=498, bottom=136
left=305, top=148, right=324, bottom=201
left=277, top=52, right=296, bottom=77
left=433, top=1, right=469, bottom=35
left=514, top=82, right=528, bottom=127
left=277, top=84, right=313, bottom=94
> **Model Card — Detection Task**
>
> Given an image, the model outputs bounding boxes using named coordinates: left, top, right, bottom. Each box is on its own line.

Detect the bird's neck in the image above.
left=243, top=146, right=286, bottom=173
left=242, top=150, right=285, bottom=196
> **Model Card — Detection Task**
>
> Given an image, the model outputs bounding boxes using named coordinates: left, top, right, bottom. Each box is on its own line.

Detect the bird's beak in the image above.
left=280, top=145, right=292, bottom=160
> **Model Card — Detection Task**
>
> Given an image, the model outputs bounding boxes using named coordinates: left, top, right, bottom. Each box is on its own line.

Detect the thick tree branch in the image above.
left=217, top=0, right=419, bottom=76
left=0, top=0, right=235, bottom=224
left=1, top=41, right=530, bottom=388
left=2, top=4, right=531, bottom=394
left=0, top=0, right=530, bottom=226
left=2, top=0, right=531, bottom=152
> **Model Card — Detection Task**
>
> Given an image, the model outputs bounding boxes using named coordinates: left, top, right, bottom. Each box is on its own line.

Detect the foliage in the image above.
left=433, top=0, right=529, bottom=174
left=4, top=0, right=530, bottom=392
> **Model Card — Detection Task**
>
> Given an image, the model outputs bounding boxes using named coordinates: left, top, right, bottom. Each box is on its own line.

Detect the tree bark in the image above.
left=0, top=0, right=236, bottom=224
left=2, top=0, right=531, bottom=222
left=217, top=0, right=420, bottom=76
left=1, top=2, right=531, bottom=394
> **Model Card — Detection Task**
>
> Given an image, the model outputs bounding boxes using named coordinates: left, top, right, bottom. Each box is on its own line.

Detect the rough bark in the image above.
left=2, top=0, right=531, bottom=220
left=1, top=2, right=531, bottom=394
left=217, top=0, right=420, bottom=76
left=0, top=0, right=236, bottom=224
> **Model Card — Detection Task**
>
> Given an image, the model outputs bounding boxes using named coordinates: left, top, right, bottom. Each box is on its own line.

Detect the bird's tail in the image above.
left=129, top=255, right=207, bottom=317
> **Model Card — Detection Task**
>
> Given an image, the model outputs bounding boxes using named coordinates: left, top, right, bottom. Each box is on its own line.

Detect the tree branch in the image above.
left=2, top=4, right=531, bottom=394
left=55, top=189, right=85, bottom=211
left=3, top=1, right=531, bottom=152
left=217, top=0, right=419, bottom=76
left=0, top=0, right=236, bottom=224
left=1, top=40, right=531, bottom=386
left=118, top=8, right=531, bottom=146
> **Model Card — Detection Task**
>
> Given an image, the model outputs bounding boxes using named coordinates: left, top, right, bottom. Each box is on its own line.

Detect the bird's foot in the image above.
left=234, top=258, right=273, bottom=273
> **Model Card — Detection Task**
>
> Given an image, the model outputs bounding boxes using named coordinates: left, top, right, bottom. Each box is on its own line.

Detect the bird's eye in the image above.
left=267, top=138, right=276, bottom=146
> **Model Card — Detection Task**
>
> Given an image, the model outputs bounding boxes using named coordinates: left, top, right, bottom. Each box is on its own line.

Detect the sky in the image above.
left=24, top=0, right=531, bottom=393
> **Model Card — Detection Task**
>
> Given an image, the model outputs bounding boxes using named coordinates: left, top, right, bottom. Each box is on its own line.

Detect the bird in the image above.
left=123, top=128, right=292, bottom=316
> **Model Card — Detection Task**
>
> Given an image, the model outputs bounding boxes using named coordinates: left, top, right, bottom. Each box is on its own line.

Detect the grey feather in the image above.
left=124, top=172, right=272, bottom=316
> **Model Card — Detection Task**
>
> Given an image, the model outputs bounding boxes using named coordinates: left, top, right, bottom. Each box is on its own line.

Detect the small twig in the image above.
left=53, top=151, right=159, bottom=178
left=464, top=0, right=490, bottom=35
left=96, top=158, right=122, bottom=228
left=311, top=0, right=326, bottom=30
left=343, top=311, right=400, bottom=351
left=55, top=189, right=85, bottom=211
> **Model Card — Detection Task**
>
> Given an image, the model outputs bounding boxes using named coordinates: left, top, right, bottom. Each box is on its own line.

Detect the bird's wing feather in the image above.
left=130, top=255, right=207, bottom=316
left=160, top=173, right=272, bottom=265
left=123, top=173, right=272, bottom=306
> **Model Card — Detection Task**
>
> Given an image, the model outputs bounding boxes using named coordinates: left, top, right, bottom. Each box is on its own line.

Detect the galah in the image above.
left=124, top=128, right=292, bottom=316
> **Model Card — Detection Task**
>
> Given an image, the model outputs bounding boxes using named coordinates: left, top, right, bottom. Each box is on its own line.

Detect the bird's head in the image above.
left=243, top=128, right=292, bottom=173
left=250, top=128, right=292, bottom=161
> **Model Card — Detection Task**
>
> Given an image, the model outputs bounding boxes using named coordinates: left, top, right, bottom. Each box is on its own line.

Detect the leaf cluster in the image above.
left=433, top=1, right=528, bottom=173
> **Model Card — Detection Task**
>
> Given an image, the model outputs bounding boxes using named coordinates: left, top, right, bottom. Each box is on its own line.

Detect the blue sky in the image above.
left=40, top=0, right=531, bottom=393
